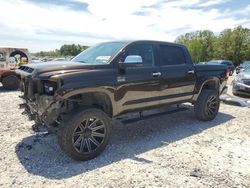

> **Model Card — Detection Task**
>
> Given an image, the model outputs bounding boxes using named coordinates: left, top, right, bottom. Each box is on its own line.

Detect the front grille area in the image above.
left=22, top=79, right=28, bottom=97
left=243, top=79, right=250, bottom=86
left=22, top=78, right=42, bottom=100
left=19, top=66, right=34, bottom=73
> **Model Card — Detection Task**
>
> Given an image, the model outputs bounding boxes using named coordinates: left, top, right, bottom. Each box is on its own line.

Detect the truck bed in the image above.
left=194, top=64, right=227, bottom=77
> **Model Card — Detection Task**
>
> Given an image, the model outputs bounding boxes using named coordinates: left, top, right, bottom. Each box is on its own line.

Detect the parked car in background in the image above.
left=65, top=56, right=75, bottom=61
left=53, top=57, right=66, bottom=61
left=233, top=66, right=250, bottom=96
left=41, top=57, right=53, bottom=62
left=236, top=61, right=250, bottom=74
left=207, top=60, right=235, bottom=76
left=31, top=57, right=42, bottom=63
left=198, top=62, right=207, bottom=64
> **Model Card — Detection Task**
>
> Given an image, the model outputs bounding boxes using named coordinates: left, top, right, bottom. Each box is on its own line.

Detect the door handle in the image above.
left=152, top=72, right=162, bottom=77
left=187, top=70, right=195, bottom=74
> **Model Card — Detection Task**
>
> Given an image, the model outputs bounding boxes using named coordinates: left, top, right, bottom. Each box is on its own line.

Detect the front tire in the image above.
left=194, top=89, right=220, bottom=121
left=58, top=108, right=111, bottom=161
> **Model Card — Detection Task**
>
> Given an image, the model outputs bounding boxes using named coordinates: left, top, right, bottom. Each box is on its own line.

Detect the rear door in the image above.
left=157, top=44, right=196, bottom=104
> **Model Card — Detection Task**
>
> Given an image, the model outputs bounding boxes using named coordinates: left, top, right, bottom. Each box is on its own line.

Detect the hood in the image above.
left=16, top=61, right=94, bottom=77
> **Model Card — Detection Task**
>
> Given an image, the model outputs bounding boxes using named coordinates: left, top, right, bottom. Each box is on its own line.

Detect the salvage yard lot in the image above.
left=0, top=86, right=250, bottom=187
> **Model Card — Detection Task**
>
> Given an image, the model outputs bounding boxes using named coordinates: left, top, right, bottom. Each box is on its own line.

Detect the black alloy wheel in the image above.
left=205, top=95, right=219, bottom=118
left=58, top=108, right=111, bottom=161
left=194, top=89, right=220, bottom=121
left=72, top=117, right=106, bottom=154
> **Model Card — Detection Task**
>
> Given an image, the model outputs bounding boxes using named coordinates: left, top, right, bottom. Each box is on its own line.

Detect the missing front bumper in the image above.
left=19, top=95, right=61, bottom=125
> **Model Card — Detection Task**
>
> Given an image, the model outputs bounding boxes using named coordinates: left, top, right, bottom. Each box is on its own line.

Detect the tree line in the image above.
left=34, top=44, right=89, bottom=58
left=34, top=26, right=250, bottom=66
left=175, top=26, right=250, bottom=65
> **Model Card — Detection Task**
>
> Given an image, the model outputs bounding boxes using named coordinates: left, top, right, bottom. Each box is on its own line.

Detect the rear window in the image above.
left=159, top=45, right=185, bottom=66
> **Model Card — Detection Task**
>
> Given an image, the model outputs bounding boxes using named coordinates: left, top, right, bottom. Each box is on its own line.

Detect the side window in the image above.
left=160, top=45, right=186, bottom=66
left=124, top=44, right=154, bottom=67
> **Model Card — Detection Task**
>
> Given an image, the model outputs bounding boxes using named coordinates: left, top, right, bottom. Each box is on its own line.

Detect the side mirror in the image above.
left=119, top=55, right=143, bottom=70
left=124, top=55, right=143, bottom=64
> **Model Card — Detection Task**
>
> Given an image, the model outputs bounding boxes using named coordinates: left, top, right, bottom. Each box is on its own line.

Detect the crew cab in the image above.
left=16, top=40, right=228, bottom=161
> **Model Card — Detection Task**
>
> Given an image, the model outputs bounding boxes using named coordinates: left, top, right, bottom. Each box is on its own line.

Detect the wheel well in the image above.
left=201, top=80, right=219, bottom=92
left=66, top=92, right=113, bottom=117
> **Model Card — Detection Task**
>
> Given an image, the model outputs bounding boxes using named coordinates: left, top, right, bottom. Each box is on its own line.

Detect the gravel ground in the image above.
left=0, top=86, right=250, bottom=188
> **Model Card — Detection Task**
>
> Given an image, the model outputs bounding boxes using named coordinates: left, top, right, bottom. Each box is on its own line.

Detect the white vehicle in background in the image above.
left=53, top=57, right=66, bottom=61
left=233, top=66, right=250, bottom=97
left=31, top=57, right=42, bottom=63
left=0, top=47, right=31, bottom=90
left=236, top=61, right=250, bottom=74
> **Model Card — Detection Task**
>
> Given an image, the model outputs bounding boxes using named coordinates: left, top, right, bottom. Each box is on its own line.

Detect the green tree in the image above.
left=231, top=26, right=250, bottom=65
left=60, top=44, right=89, bottom=56
left=34, top=44, right=89, bottom=58
left=199, top=30, right=215, bottom=61
left=213, top=27, right=250, bottom=65
left=242, top=28, right=250, bottom=61
left=213, top=29, right=233, bottom=60
left=176, top=30, right=215, bottom=63
left=176, top=26, right=250, bottom=65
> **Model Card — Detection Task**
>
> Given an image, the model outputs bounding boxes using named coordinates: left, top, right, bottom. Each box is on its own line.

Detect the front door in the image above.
left=114, top=42, right=162, bottom=114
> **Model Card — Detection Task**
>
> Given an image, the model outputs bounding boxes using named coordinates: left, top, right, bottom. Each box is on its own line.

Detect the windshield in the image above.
left=72, top=42, right=127, bottom=64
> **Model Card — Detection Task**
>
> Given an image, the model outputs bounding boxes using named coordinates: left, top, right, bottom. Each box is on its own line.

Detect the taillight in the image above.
left=225, top=67, right=230, bottom=80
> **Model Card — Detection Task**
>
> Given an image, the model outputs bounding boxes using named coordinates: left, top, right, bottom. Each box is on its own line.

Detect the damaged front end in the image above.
left=18, top=73, right=64, bottom=127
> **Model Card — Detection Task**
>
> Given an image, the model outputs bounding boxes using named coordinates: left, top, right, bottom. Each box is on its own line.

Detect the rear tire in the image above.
left=194, top=89, right=220, bottom=121
left=58, top=108, right=111, bottom=161
left=2, top=75, right=20, bottom=90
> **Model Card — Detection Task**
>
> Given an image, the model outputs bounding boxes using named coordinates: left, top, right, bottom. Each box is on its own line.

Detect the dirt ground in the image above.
left=0, top=83, right=250, bottom=188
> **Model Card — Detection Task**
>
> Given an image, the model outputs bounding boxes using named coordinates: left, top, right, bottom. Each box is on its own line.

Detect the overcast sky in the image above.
left=0, top=0, right=250, bottom=52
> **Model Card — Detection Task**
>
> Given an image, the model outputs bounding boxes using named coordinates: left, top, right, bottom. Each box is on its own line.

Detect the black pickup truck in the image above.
left=16, top=40, right=228, bottom=161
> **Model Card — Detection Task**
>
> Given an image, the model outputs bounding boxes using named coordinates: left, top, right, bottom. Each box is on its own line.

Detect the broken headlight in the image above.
left=43, top=80, right=58, bottom=95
